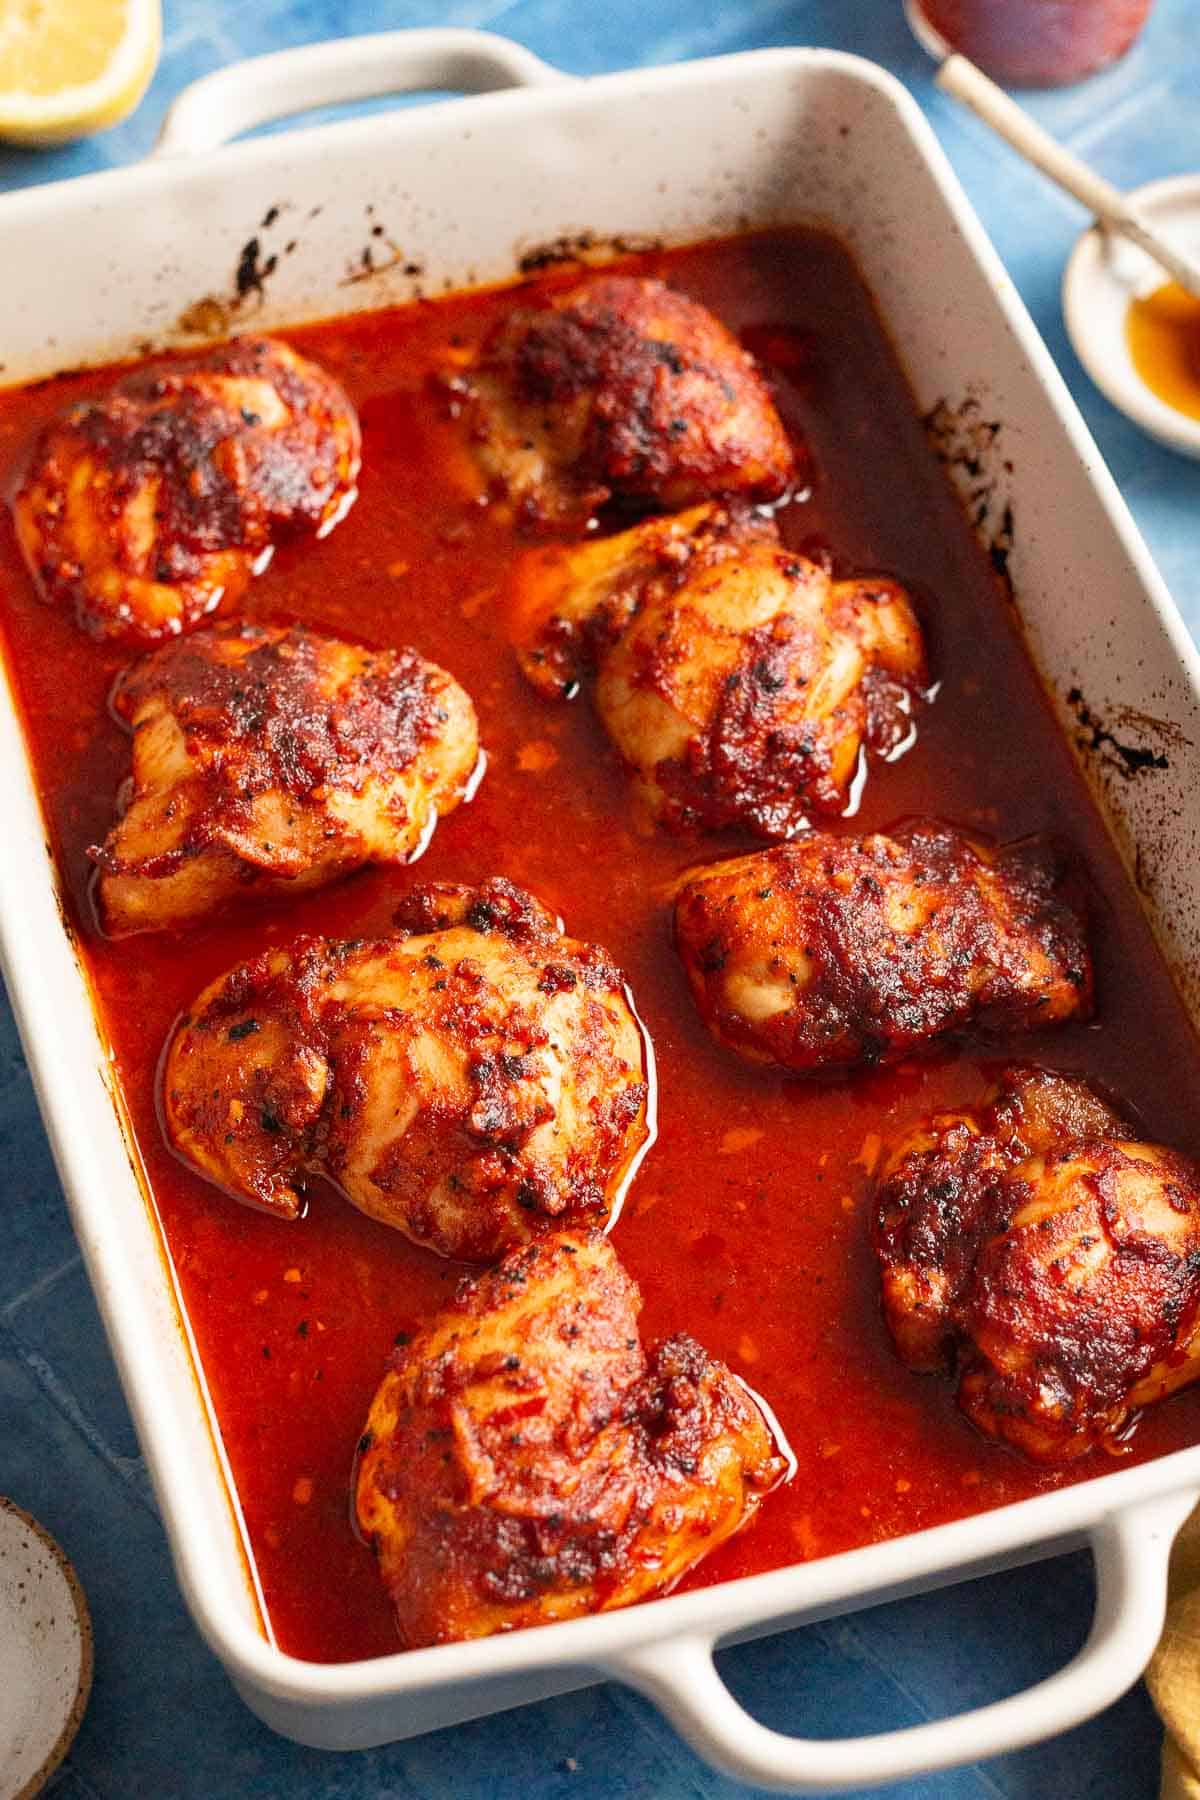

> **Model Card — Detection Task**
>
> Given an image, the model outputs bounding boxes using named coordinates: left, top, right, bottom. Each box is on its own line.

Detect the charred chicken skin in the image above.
left=161, top=880, right=651, bottom=1260
left=510, top=502, right=926, bottom=836
left=873, top=1066, right=1200, bottom=1462
left=673, top=822, right=1092, bottom=1075
left=455, top=275, right=795, bottom=527
left=355, top=1230, right=787, bottom=1647
left=14, top=337, right=360, bottom=642
left=93, top=623, right=480, bottom=936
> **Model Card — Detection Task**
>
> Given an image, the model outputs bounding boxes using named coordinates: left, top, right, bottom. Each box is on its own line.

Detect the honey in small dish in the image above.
left=1125, top=280, right=1200, bottom=422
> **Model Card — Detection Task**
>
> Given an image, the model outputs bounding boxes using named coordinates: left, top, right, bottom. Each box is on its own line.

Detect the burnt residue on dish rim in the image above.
left=19, top=213, right=1193, bottom=992
left=923, top=392, right=1016, bottom=595
left=172, top=212, right=669, bottom=340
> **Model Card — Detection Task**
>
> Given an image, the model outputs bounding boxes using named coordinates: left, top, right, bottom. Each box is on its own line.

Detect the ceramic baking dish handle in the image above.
left=154, top=29, right=569, bottom=156
left=607, top=1488, right=1197, bottom=1794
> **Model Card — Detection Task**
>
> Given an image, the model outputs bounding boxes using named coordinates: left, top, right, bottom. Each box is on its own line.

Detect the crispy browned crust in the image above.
left=634, top=564, right=926, bottom=836
left=355, top=1231, right=787, bottom=1647
left=510, top=503, right=928, bottom=837
left=390, top=877, right=563, bottom=944
left=162, top=937, right=333, bottom=1217
left=160, top=880, right=651, bottom=1258
left=871, top=1066, right=1200, bottom=1462
left=117, top=628, right=450, bottom=784
left=510, top=503, right=755, bottom=701
left=463, top=275, right=795, bottom=526
left=99, top=623, right=467, bottom=868
left=871, top=1066, right=1119, bottom=1370
left=960, top=1140, right=1200, bottom=1458
left=91, top=622, right=478, bottom=934
left=673, top=822, right=1093, bottom=1074
left=13, top=336, right=359, bottom=641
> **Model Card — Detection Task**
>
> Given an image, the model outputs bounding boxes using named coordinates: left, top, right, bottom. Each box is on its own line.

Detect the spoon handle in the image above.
left=936, top=52, right=1200, bottom=299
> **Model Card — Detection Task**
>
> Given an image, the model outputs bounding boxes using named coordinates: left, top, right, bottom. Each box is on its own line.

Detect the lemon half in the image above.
left=0, top=0, right=161, bottom=145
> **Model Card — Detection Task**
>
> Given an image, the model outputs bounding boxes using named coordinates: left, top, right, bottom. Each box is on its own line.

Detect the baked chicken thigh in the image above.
left=674, top=822, right=1092, bottom=1074
left=872, top=1067, right=1200, bottom=1461
left=355, top=1230, right=787, bottom=1646
left=510, top=502, right=926, bottom=835
left=455, top=274, right=795, bottom=526
left=162, top=880, right=651, bottom=1260
left=93, top=623, right=479, bottom=936
left=14, top=337, right=359, bottom=642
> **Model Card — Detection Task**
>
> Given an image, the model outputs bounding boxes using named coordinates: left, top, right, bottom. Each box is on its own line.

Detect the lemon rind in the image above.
left=0, top=0, right=161, bottom=145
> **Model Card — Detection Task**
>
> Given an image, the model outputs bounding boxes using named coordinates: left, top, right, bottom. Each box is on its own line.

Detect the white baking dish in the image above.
left=3, top=31, right=1200, bottom=1793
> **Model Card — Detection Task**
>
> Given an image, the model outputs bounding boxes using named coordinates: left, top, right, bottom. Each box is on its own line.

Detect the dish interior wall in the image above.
left=2, top=229, right=1200, bottom=1663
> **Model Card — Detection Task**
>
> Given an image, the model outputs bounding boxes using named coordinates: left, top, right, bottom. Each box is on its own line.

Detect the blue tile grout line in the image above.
left=0, top=1317, right=160, bottom=1522
left=45, top=1763, right=107, bottom=1800
left=3, top=1249, right=83, bottom=1319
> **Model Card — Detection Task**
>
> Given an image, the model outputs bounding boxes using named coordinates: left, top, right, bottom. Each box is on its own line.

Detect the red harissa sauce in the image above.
left=1, top=230, right=1199, bottom=1664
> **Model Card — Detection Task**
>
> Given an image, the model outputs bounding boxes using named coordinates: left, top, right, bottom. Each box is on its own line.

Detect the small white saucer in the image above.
left=1063, top=172, right=1200, bottom=458
left=0, top=1499, right=93, bottom=1800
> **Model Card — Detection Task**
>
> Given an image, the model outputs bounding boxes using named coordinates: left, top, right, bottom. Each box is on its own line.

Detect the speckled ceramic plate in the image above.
left=0, top=1499, right=93, bottom=1800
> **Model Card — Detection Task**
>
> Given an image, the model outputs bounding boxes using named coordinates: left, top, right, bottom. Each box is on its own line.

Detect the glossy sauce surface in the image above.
left=1126, top=279, right=1200, bottom=422
left=3, top=230, right=1200, bottom=1664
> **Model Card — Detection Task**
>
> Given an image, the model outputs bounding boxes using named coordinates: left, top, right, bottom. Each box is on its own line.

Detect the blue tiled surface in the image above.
left=2, top=2, right=1197, bottom=1795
